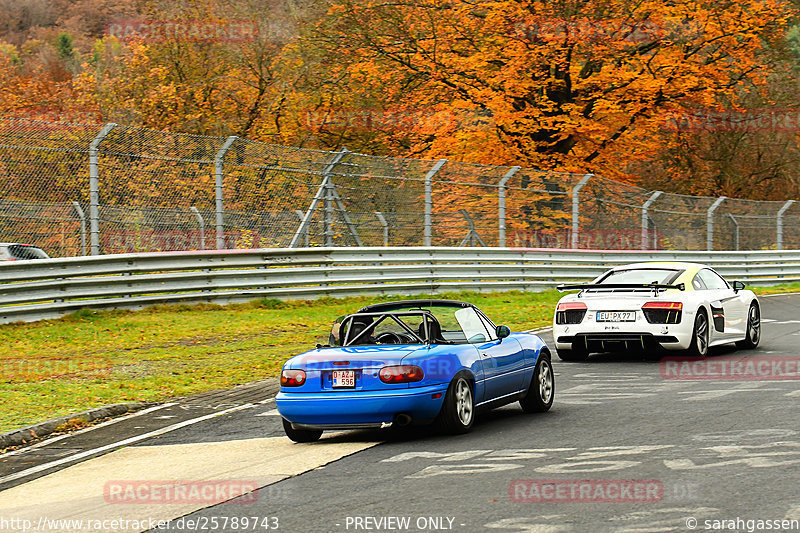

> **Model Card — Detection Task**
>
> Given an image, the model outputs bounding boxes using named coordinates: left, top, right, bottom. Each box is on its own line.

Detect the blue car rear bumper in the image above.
left=276, top=383, right=448, bottom=428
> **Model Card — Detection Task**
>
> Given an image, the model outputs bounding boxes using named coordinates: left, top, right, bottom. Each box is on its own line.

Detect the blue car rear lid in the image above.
left=286, top=345, right=424, bottom=370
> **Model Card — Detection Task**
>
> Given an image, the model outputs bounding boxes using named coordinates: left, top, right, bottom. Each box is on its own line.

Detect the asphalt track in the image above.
left=1, top=294, right=799, bottom=533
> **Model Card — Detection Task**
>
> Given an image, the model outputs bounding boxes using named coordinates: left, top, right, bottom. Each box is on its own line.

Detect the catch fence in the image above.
left=1, top=117, right=798, bottom=257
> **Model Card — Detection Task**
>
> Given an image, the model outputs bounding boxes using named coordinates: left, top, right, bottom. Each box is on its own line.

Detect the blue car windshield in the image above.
left=327, top=306, right=498, bottom=346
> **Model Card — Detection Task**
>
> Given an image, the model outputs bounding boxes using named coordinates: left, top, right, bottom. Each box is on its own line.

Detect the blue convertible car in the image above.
left=276, top=300, right=554, bottom=442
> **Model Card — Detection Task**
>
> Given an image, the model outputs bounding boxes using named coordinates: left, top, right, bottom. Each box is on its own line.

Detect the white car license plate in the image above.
left=332, top=370, right=355, bottom=388
left=596, top=311, right=636, bottom=322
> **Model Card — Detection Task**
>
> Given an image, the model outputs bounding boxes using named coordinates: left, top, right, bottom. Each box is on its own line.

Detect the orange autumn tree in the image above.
left=73, top=0, right=316, bottom=140
left=302, top=0, right=792, bottom=174
left=290, top=0, right=794, bottom=244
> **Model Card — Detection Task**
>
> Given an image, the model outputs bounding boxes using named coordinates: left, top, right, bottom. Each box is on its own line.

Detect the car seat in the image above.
left=418, top=318, right=444, bottom=344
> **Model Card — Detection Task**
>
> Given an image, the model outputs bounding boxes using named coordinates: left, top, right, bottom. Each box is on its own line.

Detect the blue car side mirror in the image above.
left=496, top=325, right=511, bottom=340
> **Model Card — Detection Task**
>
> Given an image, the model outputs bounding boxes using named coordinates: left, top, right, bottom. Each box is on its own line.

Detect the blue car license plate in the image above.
left=332, top=370, right=355, bottom=388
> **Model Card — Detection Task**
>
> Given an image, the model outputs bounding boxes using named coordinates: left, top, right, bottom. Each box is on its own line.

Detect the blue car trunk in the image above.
left=286, top=345, right=426, bottom=392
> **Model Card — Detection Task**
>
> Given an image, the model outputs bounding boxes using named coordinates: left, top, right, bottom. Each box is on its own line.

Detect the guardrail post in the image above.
left=89, top=123, right=116, bottom=255
left=215, top=136, right=238, bottom=250
left=641, top=191, right=662, bottom=250
left=375, top=211, right=389, bottom=246
left=777, top=200, right=795, bottom=251
left=706, top=196, right=726, bottom=251
left=424, top=159, right=447, bottom=247
left=498, top=166, right=520, bottom=248
left=189, top=207, right=205, bottom=250
left=571, top=174, right=592, bottom=249
left=726, top=213, right=739, bottom=251
left=71, top=201, right=87, bottom=256
left=291, top=149, right=349, bottom=248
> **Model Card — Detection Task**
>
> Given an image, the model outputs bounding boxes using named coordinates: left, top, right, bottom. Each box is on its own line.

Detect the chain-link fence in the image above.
left=1, top=116, right=799, bottom=257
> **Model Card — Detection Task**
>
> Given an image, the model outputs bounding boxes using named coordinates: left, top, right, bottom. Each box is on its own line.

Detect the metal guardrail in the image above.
left=1, top=247, right=799, bottom=324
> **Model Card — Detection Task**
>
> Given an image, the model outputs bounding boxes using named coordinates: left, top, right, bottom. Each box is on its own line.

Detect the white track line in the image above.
left=524, top=327, right=553, bottom=334
left=0, top=402, right=256, bottom=485
left=1, top=403, right=178, bottom=458
left=762, top=292, right=800, bottom=298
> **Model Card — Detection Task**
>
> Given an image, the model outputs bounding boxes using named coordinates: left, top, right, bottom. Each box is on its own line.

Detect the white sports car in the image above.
left=553, top=262, right=760, bottom=361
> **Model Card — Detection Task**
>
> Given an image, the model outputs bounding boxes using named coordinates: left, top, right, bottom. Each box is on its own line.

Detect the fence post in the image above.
left=424, top=159, right=447, bottom=247
left=571, top=174, right=592, bottom=249
left=375, top=211, right=389, bottom=246
left=214, top=136, right=238, bottom=250
left=641, top=191, right=663, bottom=250
left=777, top=200, right=795, bottom=251
left=324, top=180, right=334, bottom=246
left=291, top=149, right=349, bottom=248
left=498, top=166, right=521, bottom=248
left=189, top=207, right=205, bottom=250
left=88, top=123, right=116, bottom=256
left=706, top=196, right=726, bottom=251
left=725, top=213, right=739, bottom=251
left=71, top=201, right=87, bottom=256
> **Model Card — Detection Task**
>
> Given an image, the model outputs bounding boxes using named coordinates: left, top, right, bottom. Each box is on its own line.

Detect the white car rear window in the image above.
left=599, top=268, right=681, bottom=285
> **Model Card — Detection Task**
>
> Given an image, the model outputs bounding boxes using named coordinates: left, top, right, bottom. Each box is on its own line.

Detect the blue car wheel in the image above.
left=282, top=418, right=322, bottom=443
left=520, top=352, right=554, bottom=413
left=435, top=372, right=474, bottom=434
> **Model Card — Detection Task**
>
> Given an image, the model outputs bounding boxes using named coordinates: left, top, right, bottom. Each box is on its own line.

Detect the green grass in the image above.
left=2, top=283, right=796, bottom=435
left=0, top=291, right=561, bottom=433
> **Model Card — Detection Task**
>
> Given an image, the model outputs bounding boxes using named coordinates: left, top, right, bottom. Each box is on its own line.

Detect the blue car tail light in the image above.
left=379, top=365, right=424, bottom=384
left=281, top=369, right=307, bottom=387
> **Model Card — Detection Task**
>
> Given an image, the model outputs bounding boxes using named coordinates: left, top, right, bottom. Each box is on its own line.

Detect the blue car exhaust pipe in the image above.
left=393, top=413, right=412, bottom=427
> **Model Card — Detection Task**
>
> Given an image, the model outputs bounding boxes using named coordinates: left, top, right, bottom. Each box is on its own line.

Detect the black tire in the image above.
left=435, top=372, right=474, bottom=434
left=520, top=352, right=554, bottom=413
left=282, top=418, right=322, bottom=443
left=736, top=302, right=761, bottom=349
left=556, top=346, right=588, bottom=362
left=687, top=309, right=709, bottom=358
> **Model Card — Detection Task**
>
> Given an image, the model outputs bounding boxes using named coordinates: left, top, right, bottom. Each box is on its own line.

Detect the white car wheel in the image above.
left=687, top=310, right=709, bottom=357
left=736, top=303, right=761, bottom=349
